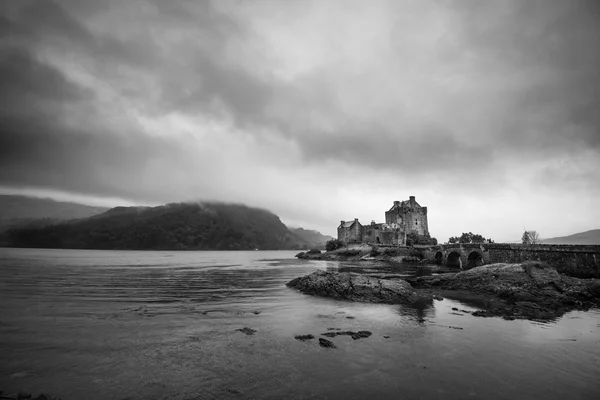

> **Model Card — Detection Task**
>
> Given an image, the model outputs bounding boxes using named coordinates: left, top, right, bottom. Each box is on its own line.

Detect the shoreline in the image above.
left=292, top=245, right=600, bottom=321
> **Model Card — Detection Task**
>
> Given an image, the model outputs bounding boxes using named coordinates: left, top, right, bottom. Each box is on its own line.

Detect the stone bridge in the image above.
left=421, top=243, right=600, bottom=278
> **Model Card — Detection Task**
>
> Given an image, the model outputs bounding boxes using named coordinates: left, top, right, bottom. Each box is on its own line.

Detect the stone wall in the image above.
left=338, top=220, right=363, bottom=244
left=423, top=243, right=600, bottom=278
left=487, top=244, right=600, bottom=278
left=363, top=224, right=399, bottom=245
left=385, top=197, right=429, bottom=237
left=379, top=231, right=396, bottom=246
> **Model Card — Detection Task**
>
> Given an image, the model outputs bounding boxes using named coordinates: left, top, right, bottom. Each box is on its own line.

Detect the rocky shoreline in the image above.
left=289, top=249, right=600, bottom=321
left=408, top=261, right=600, bottom=320
left=287, top=270, right=419, bottom=304
left=295, top=244, right=427, bottom=264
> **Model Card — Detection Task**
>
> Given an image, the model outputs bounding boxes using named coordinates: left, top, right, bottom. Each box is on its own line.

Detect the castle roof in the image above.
left=388, top=198, right=422, bottom=212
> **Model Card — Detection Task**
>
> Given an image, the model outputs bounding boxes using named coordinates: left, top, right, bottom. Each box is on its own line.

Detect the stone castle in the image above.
left=338, top=196, right=430, bottom=246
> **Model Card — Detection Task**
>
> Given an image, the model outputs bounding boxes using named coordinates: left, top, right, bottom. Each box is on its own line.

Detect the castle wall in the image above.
left=337, top=227, right=351, bottom=244
left=350, top=222, right=363, bottom=242
left=379, top=231, right=397, bottom=246
left=362, top=225, right=380, bottom=244
left=385, top=198, right=429, bottom=237
left=338, top=220, right=363, bottom=244
left=363, top=225, right=398, bottom=245
left=338, top=197, right=429, bottom=247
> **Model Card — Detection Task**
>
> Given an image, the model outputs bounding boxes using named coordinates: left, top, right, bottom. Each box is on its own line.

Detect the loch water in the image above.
left=1, top=248, right=599, bottom=400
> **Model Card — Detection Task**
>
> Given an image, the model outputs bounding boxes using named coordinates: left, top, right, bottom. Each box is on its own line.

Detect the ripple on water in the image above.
left=0, top=248, right=599, bottom=400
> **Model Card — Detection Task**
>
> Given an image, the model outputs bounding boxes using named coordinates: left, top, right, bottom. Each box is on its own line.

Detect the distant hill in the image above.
left=4, top=202, right=316, bottom=250
left=0, top=195, right=108, bottom=232
left=290, top=228, right=334, bottom=249
left=542, top=229, right=600, bottom=245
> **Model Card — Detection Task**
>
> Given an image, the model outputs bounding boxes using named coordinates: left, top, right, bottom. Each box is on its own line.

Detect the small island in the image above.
left=288, top=197, right=600, bottom=321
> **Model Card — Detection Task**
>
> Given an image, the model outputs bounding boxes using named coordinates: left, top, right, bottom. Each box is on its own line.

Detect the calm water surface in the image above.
left=1, top=248, right=599, bottom=400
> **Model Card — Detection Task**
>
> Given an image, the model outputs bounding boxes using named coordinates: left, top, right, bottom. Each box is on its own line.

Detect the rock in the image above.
left=433, top=295, right=444, bottom=301
left=294, top=334, right=315, bottom=341
left=383, top=335, right=390, bottom=339
left=317, top=314, right=334, bottom=318
left=287, top=270, right=419, bottom=304
left=588, top=280, right=600, bottom=296
left=320, top=330, right=372, bottom=340
left=319, top=338, right=337, bottom=348
left=34, top=395, right=61, bottom=400
left=321, top=331, right=351, bottom=337
left=351, top=331, right=372, bottom=340
left=236, top=327, right=257, bottom=335
left=17, top=392, right=31, bottom=399
left=346, top=316, right=355, bottom=319
left=295, top=252, right=306, bottom=258
left=408, top=262, right=600, bottom=321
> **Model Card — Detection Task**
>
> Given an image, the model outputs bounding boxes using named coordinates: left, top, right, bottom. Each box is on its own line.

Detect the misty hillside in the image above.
left=0, top=195, right=108, bottom=232
left=4, top=202, right=316, bottom=250
left=290, top=228, right=334, bottom=249
left=542, top=229, right=600, bottom=245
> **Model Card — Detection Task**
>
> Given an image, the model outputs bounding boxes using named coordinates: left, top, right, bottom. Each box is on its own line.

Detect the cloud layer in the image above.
left=1, top=0, right=599, bottom=241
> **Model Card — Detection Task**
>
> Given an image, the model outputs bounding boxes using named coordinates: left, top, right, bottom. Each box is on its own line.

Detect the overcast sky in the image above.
left=1, top=0, right=599, bottom=242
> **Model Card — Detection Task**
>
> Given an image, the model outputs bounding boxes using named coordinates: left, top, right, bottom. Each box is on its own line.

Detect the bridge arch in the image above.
left=466, top=251, right=483, bottom=269
left=434, top=251, right=443, bottom=265
left=446, top=251, right=462, bottom=268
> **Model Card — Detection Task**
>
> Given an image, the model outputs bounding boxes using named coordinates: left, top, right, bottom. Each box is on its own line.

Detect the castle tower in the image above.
left=385, top=196, right=429, bottom=239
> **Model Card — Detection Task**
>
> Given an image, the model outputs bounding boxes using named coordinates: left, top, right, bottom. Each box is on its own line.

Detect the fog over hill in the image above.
left=289, top=228, right=334, bottom=249
left=0, top=195, right=108, bottom=220
left=0, top=195, right=108, bottom=232
left=3, top=200, right=331, bottom=251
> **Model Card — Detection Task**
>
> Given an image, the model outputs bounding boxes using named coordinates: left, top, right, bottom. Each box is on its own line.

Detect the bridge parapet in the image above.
left=422, top=243, right=600, bottom=278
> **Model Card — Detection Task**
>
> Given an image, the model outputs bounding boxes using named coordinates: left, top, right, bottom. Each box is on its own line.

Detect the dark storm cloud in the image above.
left=0, top=114, right=190, bottom=201
left=297, top=125, right=493, bottom=175
left=0, top=0, right=255, bottom=199
left=1, top=0, right=150, bottom=67
left=448, top=0, right=600, bottom=152
left=0, top=107, right=187, bottom=203
left=286, top=0, right=600, bottom=173
left=158, top=51, right=275, bottom=122
left=0, top=28, right=184, bottom=201
left=1, top=0, right=599, bottom=209
left=0, top=47, right=86, bottom=106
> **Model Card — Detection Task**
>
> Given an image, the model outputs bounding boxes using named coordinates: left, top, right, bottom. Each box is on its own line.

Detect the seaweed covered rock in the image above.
left=407, top=261, right=600, bottom=320
left=286, top=270, right=419, bottom=304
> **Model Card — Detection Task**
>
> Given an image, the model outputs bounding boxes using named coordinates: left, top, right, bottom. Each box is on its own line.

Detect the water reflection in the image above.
left=398, top=296, right=436, bottom=322
left=440, top=290, right=509, bottom=312
left=321, top=259, right=438, bottom=321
